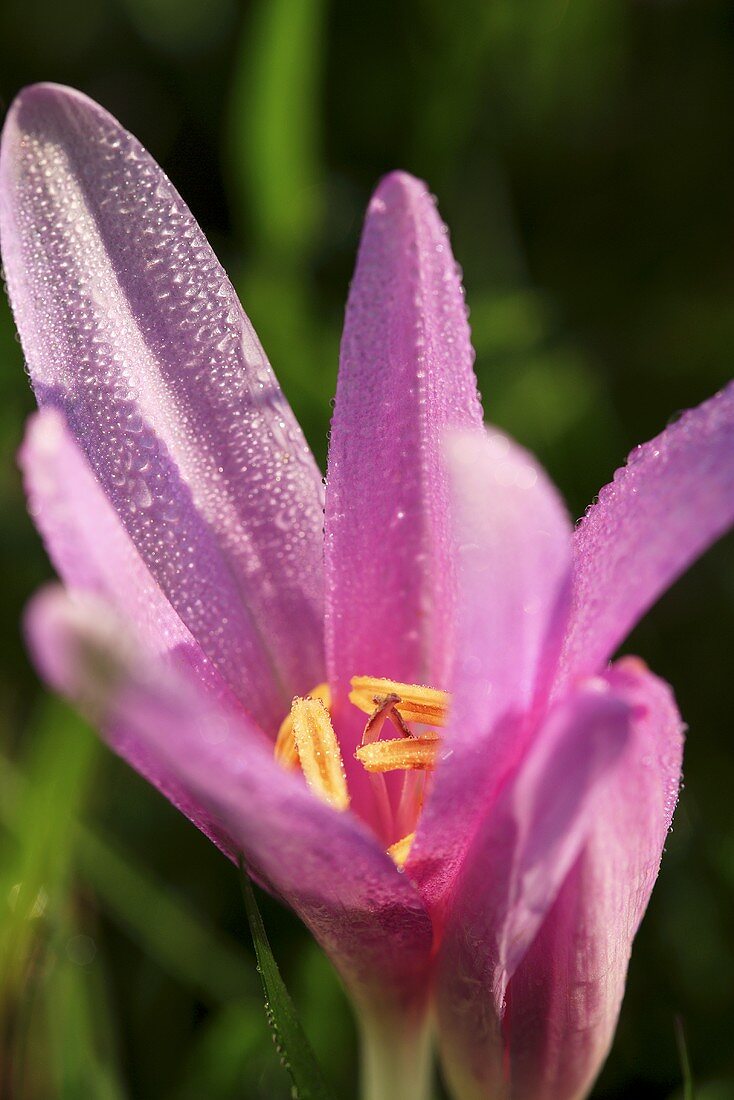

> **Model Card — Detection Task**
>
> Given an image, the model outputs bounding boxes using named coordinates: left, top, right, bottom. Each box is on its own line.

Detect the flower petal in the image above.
left=505, top=659, right=684, bottom=1100
left=558, top=382, right=734, bottom=687
left=434, top=676, right=633, bottom=1100
left=0, top=83, right=325, bottom=731
left=21, top=407, right=244, bottom=716
left=26, top=586, right=434, bottom=1021
left=323, top=172, right=483, bottom=810
left=410, top=427, right=572, bottom=910
left=20, top=410, right=204, bottom=676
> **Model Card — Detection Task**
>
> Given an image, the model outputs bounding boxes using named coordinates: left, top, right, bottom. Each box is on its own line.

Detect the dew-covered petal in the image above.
left=558, top=382, right=734, bottom=688
left=504, top=659, right=684, bottom=1100
left=26, top=586, right=434, bottom=1021
left=433, top=676, right=632, bottom=1100
left=20, top=408, right=233, bottom=704
left=409, top=428, right=572, bottom=911
left=0, top=83, right=325, bottom=731
left=323, top=172, right=483, bottom=815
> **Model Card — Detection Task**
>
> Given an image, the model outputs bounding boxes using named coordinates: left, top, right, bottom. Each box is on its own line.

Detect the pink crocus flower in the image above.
left=1, top=82, right=733, bottom=1100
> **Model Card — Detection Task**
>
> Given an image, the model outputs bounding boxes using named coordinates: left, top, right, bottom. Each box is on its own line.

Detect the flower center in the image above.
left=274, top=677, right=449, bottom=868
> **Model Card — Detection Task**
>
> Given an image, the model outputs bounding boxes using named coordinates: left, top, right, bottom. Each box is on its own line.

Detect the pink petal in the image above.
left=20, top=409, right=228, bottom=697
left=434, top=676, right=633, bottom=1100
left=21, top=407, right=243, bottom=718
left=0, top=83, right=325, bottom=731
left=506, top=658, right=684, bottom=1100
left=323, top=172, right=483, bottom=810
left=26, top=586, right=434, bottom=1021
left=558, top=382, right=734, bottom=688
left=410, top=428, right=572, bottom=912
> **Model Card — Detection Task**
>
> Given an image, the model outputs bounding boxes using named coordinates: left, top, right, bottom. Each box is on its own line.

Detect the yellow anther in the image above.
left=349, top=677, right=449, bottom=728
left=275, top=682, right=331, bottom=770
left=355, top=736, right=439, bottom=773
left=387, top=831, right=416, bottom=869
left=290, top=696, right=349, bottom=812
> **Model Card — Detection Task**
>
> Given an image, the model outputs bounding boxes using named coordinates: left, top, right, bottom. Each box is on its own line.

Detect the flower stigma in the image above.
left=275, top=678, right=449, bottom=868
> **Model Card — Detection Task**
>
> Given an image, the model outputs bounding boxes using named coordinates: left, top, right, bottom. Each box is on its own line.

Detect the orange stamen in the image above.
left=355, top=736, right=439, bottom=773
left=275, top=682, right=331, bottom=769
left=349, top=677, right=449, bottom=728
left=290, top=696, right=349, bottom=811
left=275, top=675, right=448, bottom=861
left=387, top=831, right=416, bottom=869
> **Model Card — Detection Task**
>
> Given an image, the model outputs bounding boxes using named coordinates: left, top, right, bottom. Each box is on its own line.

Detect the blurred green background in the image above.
left=0, top=0, right=733, bottom=1096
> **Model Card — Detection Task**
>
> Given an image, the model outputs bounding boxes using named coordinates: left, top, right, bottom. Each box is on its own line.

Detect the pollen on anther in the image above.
left=387, top=831, right=416, bottom=869
left=275, top=682, right=331, bottom=769
left=355, top=736, right=439, bottom=773
left=349, top=676, right=449, bottom=727
left=290, top=695, right=349, bottom=811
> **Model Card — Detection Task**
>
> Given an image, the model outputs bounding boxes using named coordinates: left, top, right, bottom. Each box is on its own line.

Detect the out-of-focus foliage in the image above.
left=0, top=1, right=732, bottom=1096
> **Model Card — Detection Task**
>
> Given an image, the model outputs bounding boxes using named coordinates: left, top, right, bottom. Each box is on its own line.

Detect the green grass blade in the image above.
left=675, top=1015, right=696, bottom=1100
left=0, top=699, right=98, bottom=1097
left=0, top=699, right=97, bottom=998
left=240, top=869, right=336, bottom=1100
left=0, top=748, right=256, bottom=1006
left=44, top=915, right=128, bottom=1100
left=229, top=0, right=325, bottom=260
left=78, top=829, right=256, bottom=1005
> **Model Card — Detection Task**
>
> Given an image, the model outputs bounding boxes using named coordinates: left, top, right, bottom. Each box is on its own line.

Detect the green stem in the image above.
left=358, top=1010, right=433, bottom=1100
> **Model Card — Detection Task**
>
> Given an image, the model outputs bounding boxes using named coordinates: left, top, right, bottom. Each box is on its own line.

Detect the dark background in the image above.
left=0, top=1, right=732, bottom=1097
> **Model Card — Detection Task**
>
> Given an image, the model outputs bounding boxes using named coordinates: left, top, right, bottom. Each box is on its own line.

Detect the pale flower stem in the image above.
left=358, top=1010, right=433, bottom=1100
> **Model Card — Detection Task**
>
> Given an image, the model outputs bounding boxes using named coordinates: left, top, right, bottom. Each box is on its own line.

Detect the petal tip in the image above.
left=3, top=83, right=62, bottom=142
left=19, top=406, right=65, bottom=457
left=5, top=81, right=87, bottom=123
left=1, top=83, right=110, bottom=179
left=17, top=409, right=73, bottom=504
left=1, top=83, right=92, bottom=194
left=25, top=585, right=132, bottom=717
left=369, top=170, right=432, bottom=217
left=23, top=584, right=80, bottom=694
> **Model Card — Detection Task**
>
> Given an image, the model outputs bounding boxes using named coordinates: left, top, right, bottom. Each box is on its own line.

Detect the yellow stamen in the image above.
left=290, top=696, right=349, bottom=811
left=387, top=831, right=416, bottom=869
left=275, top=682, right=331, bottom=769
left=355, top=736, right=439, bottom=773
left=349, top=677, right=449, bottom=727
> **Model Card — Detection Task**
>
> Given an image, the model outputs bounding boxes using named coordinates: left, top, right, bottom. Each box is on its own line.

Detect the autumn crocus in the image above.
left=1, top=83, right=733, bottom=1100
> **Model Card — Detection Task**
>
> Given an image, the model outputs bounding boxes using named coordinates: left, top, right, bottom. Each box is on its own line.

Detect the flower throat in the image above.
left=274, top=677, right=449, bottom=867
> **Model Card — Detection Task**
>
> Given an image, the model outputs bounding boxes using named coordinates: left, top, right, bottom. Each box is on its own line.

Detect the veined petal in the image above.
left=324, top=171, right=483, bottom=813
left=0, top=83, right=325, bottom=731
left=558, top=382, right=734, bottom=688
left=434, top=677, right=632, bottom=1100
left=505, top=659, right=684, bottom=1100
left=26, top=586, right=434, bottom=1021
left=410, top=427, right=572, bottom=911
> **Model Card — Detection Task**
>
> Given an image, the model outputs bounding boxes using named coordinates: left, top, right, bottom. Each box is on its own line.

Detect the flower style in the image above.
left=1, top=83, right=733, bottom=1100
